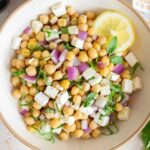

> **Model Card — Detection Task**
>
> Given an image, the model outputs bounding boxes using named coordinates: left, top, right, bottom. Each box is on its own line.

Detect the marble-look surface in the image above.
left=0, top=0, right=147, bottom=150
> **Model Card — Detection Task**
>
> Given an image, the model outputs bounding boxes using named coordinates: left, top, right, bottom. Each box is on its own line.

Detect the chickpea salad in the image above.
left=10, top=2, right=143, bottom=142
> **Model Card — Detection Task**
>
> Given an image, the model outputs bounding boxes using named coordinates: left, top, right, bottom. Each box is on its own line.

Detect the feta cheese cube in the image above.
left=100, top=79, right=110, bottom=86
left=63, top=116, right=75, bottom=125
left=45, top=29, right=59, bottom=41
left=82, top=68, right=96, bottom=80
left=50, top=16, right=58, bottom=25
left=71, top=38, right=84, bottom=49
left=31, top=20, right=43, bottom=34
left=53, top=127, right=63, bottom=134
left=94, top=113, right=109, bottom=127
left=100, top=85, right=111, bottom=96
left=94, top=96, right=108, bottom=108
left=122, top=79, right=133, bottom=93
left=89, top=73, right=102, bottom=86
left=80, top=106, right=94, bottom=115
left=98, top=108, right=106, bottom=115
left=68, top=26, right=79, bottom=35
left=44, top=86, right=59, bottom=99
left=133, top=77, right=142, bottom=91
left=110, top=72, right=120, bottom=81
left=11, top=36, right=22, bottom=49
left=125, top=52, right=138, bottom=67
left=42, top=123, right=51, bottom=133
left=71, top=103, right=80, bottom=110
left=118, top=107, right=130, bottom=121
left=56, top=91, right=69, bottom=109
left=34, top=92, right=49, bottom=107
left=51, top=2, right=66, bottom=17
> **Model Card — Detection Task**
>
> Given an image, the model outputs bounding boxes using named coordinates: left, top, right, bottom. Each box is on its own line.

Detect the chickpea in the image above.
left=61, top=33, right=69, bottom=42
left=44, top=64, right=56, bottom=75
left=21, top=48, right=31, bottom=57
left=11, top=68, right=17, bottom=73
left=54, top=71, right=63, bottom=80
left=91, top=84, right=101, bottom=93
left=78, top=23, right=88, bottom=32
left=11, top=58, right=18, bottom=67
left=24, top=117, right=35, bottom=126
left=21, top=41, right=27, bottom=49
left=70, top=35, right=77, bottom=41
left=33, top=102, right=42, bottom=110
left=11, top=76, right=21, bottom=86
left=72, top=48, right=79, bottom=55
left=86, top=11, right=96, bottom=19
left=33, top=51, right=42, bottom=59
left=74, top=110, right=83, bottom=120
left=37, top=86, right=45, bottom=91
left=50, top=118, right=61, bottom=128
left=59, top=131, right=69, bottom=141
left=88, top=48, right=98, bottom=59
left=71, top=12, right=79, bottom=19
left=63, top=106, right=74, bottom=116
left=39, top=60, right=47, bottom=67
left=101, top=56, right=110, bottom=66
left=26, top=66, right=37, bottom=76
left=64, top=124, right=76, bottom=133
left=93, top=42, right=101, bottom=51
left=121, top=70, right=131, bottom=79
left=82, top=82, right=90, bottom=92
left=57, top=44, right=65, bottom=52
left=16, top=59, right=25, bottom=69
left=73, top=95, right=82, bottom=104
left=78, top=51, right=88, bottom=62
left=60, top=79, right=70, bottom=90
left=58, top=18, right=67, bottom=27
left=66, top=51, right=75, bottom=61
left=99, top=48, right=107, bottom=57
left=28, top=58, right=39, bottom=67
left=86, top=37, right=92, bottom=42
left=12, top=89, right=21, bottom=99
left=27, top=126, right=36, bottom=132
left=71, top=86, right=80, bottom=95
left=124, top=62, right=129, bottom=68
left=97, top=36, right=107, bottom=45
left=49, top=41, right=57, bottom=49
left=52, top=24, right=59, bottom=30
left=99, top=67, right=109, bottom=77
left=63, top=61, right=73, bottom=68
left=32, top=109, right=40, bottom=118
left=87, top=20, right=94, bottom=27
left=37, top=79, right=45, bottom=86
left=91, top=129, right=101, bottom=138
left=89, top=121, right=98, bottom=130
left=36, top=32, right=45, bottom=42
left=71, top=129, right=84, bottom=138
left=71, top=18, right=78, bottom=25
left=43, top=25, right=51, bottom=30
left=84, top=42, right=92, bottom=50
left=118, top=107, right=130, bottom=121
left=115, top=103, right=123, bottom=112
left=20, top=85, right=29, bottom=95
left=78, top=15, right=87, bottom=24
left=42, top=50, right=50, bottom=60
left=82, top=133, right=91, bottom=139
left=39, top=14, right=49, bottom=24
left=108, top=63, right=114, bottom=71
left=88, top=27, right=95, bottom=36
left=78, top=90, right=85, bottom=96
left=29, top=87, right=37, bottom=96
left=22, top=34, right=29, bottom=41
left=67, top=6, right=75, bottom=16
left=48, top=100, right=55, bottom=109
left=75, top=121, right=81, bottom=129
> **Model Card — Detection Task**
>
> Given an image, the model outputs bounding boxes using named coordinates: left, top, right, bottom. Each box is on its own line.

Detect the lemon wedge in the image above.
left=93, top=11, right=135, bottom=53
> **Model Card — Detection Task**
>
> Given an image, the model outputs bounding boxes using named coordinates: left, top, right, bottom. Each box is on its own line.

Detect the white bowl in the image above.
left=0, top=0, right=150, bottom=150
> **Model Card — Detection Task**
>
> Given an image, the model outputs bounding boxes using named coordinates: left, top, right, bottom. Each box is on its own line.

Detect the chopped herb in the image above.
left=63, top=42, right=75, bottom=50
left=141, top=121, right=150, bottom=150
left=30, top=45, right=45, bottom=52
left=12, top=69, right=25, bottom=77
left=88, top=76, right=95, bottom=81
left=43, top=130, right=55, bottom=143
left=19, top=101, right=32, bottom=106
left=54, top=102, right=61, bottom=114
left=95, top=55, right=100, bottom=62
left=83, top=92, right=97, bottom=107
left=107, top=36, right=118, bottom=55
left=71, top=77, right=83, bottom=89
left=88, top=60, right=97, bottom=70
left=44, top=29, right=61, bottom=38
left=103, top=106, right=114, bottom=116
left=131, top=62, right=144, bottom=77
left=108, top=91, right=116, bottom=105
left=21, top=78, right=26, bottom=85
left=45, top=108, right=55, bottom=113
left=110, top=55, right=123, bottom=64
left=60, top=27, right=69, bottom=34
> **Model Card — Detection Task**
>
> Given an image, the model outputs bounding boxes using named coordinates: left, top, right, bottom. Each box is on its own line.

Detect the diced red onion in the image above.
left=54, top=39, right=63, bottom=44
left=20, top=109, right=28, bottom=116
left=59, top=49, right=68, bottom=62
left=24, top=75, right=36, bottom=83
left=78, top=63, right=89, bottom=73
left=67, top=67, right=78, bottom=80
left=83, top=128, right=91, bottom=133
left=121, top=94, right=130, bottom=106
left=39, top=40, right=48, bottom=46
left=73, top=57, right=81, bottom=67
left=113, top=64, right=125, bottom=74
left=78, top=31, right=87, bottom=40
left=51, top=49, right=61, bottom=64
left=23, top=26, right=32, bottom=34
left=81, top=120, right=88, bottom=130
left=98, top=61, right=105, bottom=68
left=109, top=114, right=114, bottom=123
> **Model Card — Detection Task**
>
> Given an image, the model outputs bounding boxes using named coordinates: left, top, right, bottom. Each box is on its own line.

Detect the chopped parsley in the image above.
left=88, top=60, right=97, bottom=70
left=60, top=27, right=69, bottom=34
left=63, top=42, right=75, bottom=50
left=12, top=69, right=25, bottom=77
left=110, top=55, right=123, bottom=64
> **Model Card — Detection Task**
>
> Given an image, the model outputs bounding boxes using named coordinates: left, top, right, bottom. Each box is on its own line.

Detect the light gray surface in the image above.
left=0, top=0, right=144, bottom=150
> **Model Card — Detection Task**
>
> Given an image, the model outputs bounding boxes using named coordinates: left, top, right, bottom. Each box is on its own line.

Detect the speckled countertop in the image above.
left=0, top=0, right=147, bottom=150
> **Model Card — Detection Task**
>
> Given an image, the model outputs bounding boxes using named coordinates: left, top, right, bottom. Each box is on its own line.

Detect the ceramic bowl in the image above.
left=0, top=0, right=150, bottom=149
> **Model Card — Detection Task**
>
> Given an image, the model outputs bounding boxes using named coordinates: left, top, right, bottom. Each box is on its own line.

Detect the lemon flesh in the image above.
left=93, top=11, right=135, bottom=53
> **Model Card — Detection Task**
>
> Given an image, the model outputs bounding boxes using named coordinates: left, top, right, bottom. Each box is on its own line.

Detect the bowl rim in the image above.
left=0, top=0, right=150, bottom=149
